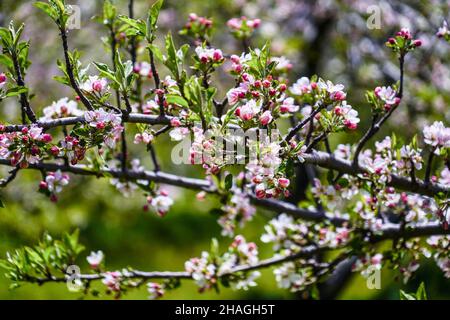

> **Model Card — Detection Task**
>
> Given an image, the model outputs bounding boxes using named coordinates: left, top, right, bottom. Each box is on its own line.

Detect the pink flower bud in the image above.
left=251, top=91, right=260, bottom=98
left=41, top=133, right=52, bottom=143
left=170, top=117, right=181, bottom=127
left=212, top=50, right=223, bottom=61
left=50, top=146, right=60, bottom=156
left=196, top=191, right=206, bottom=201
left=50, top=194, right=58, bottom=202
left=188, top=13, right=198, bottom=21
left=388, top=37, right=396, bottom=45
left=92, top=80, right=104, bottom=92
left=344, top=120, right=357, bottom=130
left=279, top=84, right=287, bottom=92
left=230, top=55, right=240, bottom=64
left=413, top=39, right=422, bottom=47
left=332, top=91, right=346, bottom=101
left=255, top=188, right=265, bottom=199
left=21, top=127, right=29, bottom=134
left=39, top=181, right=48, bottom=189
left=262, top=79, right=271, bottom=88
left=0, top=73, right=6, bottom=84
left=259, top=111, right=273, bottom=125
left=278, top=178, right=290, bottom=188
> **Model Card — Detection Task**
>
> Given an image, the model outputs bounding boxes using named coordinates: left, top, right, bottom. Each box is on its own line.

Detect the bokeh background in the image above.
left=0, top=0, right=449, bottom=299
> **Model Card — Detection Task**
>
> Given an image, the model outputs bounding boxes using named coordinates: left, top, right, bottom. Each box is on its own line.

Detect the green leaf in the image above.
left=400, top=290, right=416, bottom=300
left=0, top=198, right=4, bottom=208
left=5, top=86, right=27, bottom=98
left=102, top=0, right=116, bottom=22
left=210, top=238, right=219, bottom=258
left=224, top=174, right=233, bottom=191
left=165, top=94, right=188, bottom=108
left=118, top=16, right=146, bottom=36
left=34, top=2, right=58, bottom=21
left=148, top=44, right=163, bottom=62
left=164, top=33, right=179, bottom=78
left=147, top=0, right=163, bottom=39
left=416, top=282, right=427, bottom=300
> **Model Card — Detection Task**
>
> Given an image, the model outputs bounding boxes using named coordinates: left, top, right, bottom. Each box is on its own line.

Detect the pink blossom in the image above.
left=81, top=76, right=109, bottom=94
left=280, top=97, right=299, bottom=113
left=0, top=73, right=6, bottom=89
left=259, top=111, right=273, bottom=125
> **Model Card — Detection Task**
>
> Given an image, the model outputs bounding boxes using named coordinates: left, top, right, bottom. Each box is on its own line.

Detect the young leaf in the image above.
left=147, top=0, right=163, bottom=40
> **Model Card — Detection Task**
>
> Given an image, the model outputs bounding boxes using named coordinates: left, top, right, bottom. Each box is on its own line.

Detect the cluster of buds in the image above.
left=219, top=191, right=256, bottom=237
left=194, top=46, right=224, bottom=65
left=386, top=28, right=422, bottom=54
left=133, top=131, right=154, bottom=145
left=39, top=170, right=70, bottom=202
left=180, top=13, right=213, bottom=43
left=144, top=189, right=174, bottom=217
left=186, top=236, right=260, bottom=292
left=189, top=127, right=223, bottom=175
left=55, top=135, right=86, bottom=165
left=147, top=282, right=165, bottom=300
left=133, top=62, right=153, bottom=79
left=227, top=16, right=261, bottom=40
left=0, top=125, right=52, bottom=168
left=245, top=139, right=291, bottom=200
left=332, top=101, right=360, bottom=130
left=291, top=77, right=360, bottom=131
left=185, top=251, right=217, bottom=292
left=84, top=108, right=123, bottom=148
left=227, top=71, right=294, bottom=126
left=102, top=271, right=122, bottom=293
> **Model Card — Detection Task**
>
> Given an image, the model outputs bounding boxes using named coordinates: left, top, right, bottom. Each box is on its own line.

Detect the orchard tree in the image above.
left=0, top=0, right=449, bottom=299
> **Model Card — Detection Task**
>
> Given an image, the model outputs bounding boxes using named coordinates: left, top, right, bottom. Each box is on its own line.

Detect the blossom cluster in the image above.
left=41, top=97, right=83, bottom=120
left=133, top=61, right=153, bottom=79
left=185, top=236, right=259, bottom=292
left=386, top=28, right=422, bottom=53
left=195, top=46, right=224, bottom=65
left=423, top=121, right=450, bottom=155
left=84, top=108, right=123, bottom=148
left=219, top=191, right=256, bottom=237
left=0, top=125, right=52, bottom=167
left=39, top=170, right=70, bottom=202
left=227, top=16, right=261, bottom=40
left=180, top=13, right=213, bottom=42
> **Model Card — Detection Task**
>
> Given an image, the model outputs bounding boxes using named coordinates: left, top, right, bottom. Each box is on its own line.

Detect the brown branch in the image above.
left=59, top=26, right=93, bottom=111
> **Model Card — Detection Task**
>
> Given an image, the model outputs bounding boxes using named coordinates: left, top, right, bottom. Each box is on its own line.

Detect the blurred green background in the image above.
left=0, top=0, right=449, bottom=299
